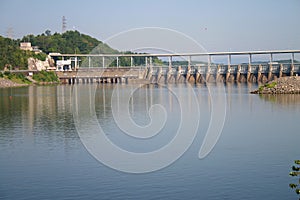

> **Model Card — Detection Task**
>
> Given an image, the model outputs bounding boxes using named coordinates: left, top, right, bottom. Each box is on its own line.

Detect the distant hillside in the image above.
left=22, top=30, right=116, bottom=54
left=0, top=30, right=162, bottom=70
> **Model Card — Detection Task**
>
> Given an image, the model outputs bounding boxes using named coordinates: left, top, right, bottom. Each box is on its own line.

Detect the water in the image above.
left=0, top=84, right=299, bottom=200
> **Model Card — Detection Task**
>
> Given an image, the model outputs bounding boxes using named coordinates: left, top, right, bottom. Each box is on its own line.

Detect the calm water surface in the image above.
left=0, top=84, right=299, bottom=200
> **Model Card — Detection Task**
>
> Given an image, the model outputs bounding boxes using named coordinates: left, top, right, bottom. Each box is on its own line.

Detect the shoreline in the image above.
left=0, top=77, right=59, bottom=88
left=0, top=78, right=29, bottom=88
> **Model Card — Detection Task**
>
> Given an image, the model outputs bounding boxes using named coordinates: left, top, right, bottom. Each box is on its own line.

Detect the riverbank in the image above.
left=0, top=71, right=60, bottom=88
left=0, top=77, right=29, bottom=88
left=251, top=76, right=300, bottom=94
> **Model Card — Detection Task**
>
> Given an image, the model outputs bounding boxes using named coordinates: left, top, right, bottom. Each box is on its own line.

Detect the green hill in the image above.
left=0, top=30, right=160, bottom=70
left=22, top=30, right=110, bottom=54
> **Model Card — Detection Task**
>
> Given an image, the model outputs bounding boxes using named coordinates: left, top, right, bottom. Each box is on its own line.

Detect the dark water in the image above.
left=0, top=84, right=299, bottom=200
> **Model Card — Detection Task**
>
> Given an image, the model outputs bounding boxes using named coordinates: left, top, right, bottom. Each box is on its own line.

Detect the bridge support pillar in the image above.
left=145, top=57, right=148, bottom=67
left=216, top=65, right=221, bottom=82
left=167, top=67, right=172, bottom=83
left=291, top=53, right=295, bottom=76
left=247, top=64, right=251, bottom=82
left=188, top=56, right=191, bottom=68
left=176, top=66, right=182, bottom=82
left=226, top=65, right=231, bottom=82
left=291, top=64, right=295, bottom=76
left=279, top=64, right=283, bottom=78
left=258, top=65, right=262, bottom=82
left=237, top=65, right=241, bottom=82
left=186, top=65, right=191, bottom=82
left=268, top=64, right=272, bottom=81
left=156, top=67, right=161, bottom=83
left=150, top=57, right=153, bottom=67
left=146, top=66, right=152, bottom=80
left=206, top=64, right=210, bottom=83
left=195, top=71, right=200, bottom=84
left=208, top=55, right=211, bottom=67
left=169, top=56, right=172, bottom=69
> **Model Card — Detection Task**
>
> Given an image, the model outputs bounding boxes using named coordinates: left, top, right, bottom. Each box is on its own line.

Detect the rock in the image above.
left=28, top=55, right=54, bottom=71
left=251, top=76, right=300, bottom=94
left=0, top=78, right=28, bottom=88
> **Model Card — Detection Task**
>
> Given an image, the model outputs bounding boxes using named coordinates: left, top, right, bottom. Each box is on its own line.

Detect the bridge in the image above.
left=52, top=50, right=300, bottom=84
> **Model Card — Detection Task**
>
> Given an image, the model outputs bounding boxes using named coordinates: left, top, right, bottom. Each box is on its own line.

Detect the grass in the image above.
left=4, top=72, right=31, bottom=84
left=265, top=81, right=277, bottom=88
left=1, top=71, right=59, bottom=85
left=32, top=71, right=59, bottom=83
left=259, top=81, right=277, bottom=92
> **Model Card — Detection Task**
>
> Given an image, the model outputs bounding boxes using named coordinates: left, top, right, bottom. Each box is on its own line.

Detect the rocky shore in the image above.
left=0, top=78, right=28, bottom=88
left=251, top=76, right=300, bottom=94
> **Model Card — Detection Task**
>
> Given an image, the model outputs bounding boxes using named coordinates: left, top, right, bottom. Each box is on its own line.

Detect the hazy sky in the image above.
left=1, top=0, right=299, bottom=53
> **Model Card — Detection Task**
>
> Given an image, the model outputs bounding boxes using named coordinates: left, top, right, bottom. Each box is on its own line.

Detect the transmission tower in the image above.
left=6, top=27, right=14, bottom=39
left=62, top=16, right=67, bottom=33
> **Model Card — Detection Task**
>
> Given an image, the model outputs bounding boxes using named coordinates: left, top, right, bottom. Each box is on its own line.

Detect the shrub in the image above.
left=3, top=72, right=31, bottom=84
left=265, top=82, right=277, bottom=88
left=3, top=71, right=10, bottom=76
left=32, top=71, right=59, bottom=82
left=33, top=53, right=47, bottom=61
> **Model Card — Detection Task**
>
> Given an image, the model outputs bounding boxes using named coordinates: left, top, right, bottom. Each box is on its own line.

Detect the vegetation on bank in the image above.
left=289, top=160, right=300, bottom=198
left=258, top=81, right=277, bottom=92
left=0, top=71, right=59, bottom=86
left=32, top=71, right=59, bottom=83
left=0, top=71, right=31, bottom=84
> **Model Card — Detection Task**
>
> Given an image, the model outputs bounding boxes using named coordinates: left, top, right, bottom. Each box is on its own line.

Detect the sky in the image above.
left=0, top=0, right=300, bottom=56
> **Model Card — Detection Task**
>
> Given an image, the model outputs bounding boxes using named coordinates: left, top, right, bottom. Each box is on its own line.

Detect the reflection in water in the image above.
left=0, top=84, right=300, bottom=200
left=259, top=94, right=300, bottom=105
left=0, top=86, right=76, bottom=150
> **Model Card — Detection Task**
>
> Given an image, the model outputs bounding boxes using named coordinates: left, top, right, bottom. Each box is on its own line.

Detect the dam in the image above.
left=54, top=50, right=300, bottom=84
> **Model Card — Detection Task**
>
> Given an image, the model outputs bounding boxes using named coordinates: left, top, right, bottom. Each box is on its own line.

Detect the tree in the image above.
left=45, top=30, right=51, bottom=36
left=289, top=160, right=300, bottom=199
